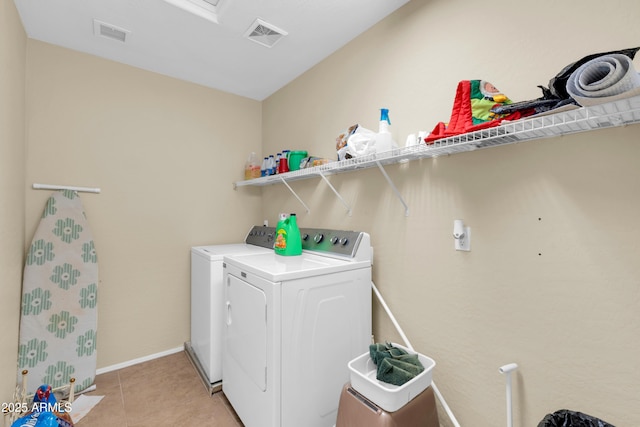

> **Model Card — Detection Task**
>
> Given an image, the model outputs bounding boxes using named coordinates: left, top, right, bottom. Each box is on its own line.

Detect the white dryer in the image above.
left=186, top=225, right=275, bottom=393
left=222, top=228, right=373, bottom=427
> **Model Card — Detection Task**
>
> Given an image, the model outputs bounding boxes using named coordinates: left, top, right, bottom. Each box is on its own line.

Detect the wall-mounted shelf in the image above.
left=234, top=95, right=640, bottom=214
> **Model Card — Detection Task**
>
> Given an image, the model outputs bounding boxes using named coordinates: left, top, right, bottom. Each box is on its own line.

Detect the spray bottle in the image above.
left=375, top=108, right=397, bottom=155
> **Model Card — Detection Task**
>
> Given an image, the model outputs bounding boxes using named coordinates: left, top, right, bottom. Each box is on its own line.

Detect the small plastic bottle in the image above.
left=278, top=154, right=289, bottom=174
left=261, top=157, right=268, bottom=177
left=268, top=155, right=276, bottom=175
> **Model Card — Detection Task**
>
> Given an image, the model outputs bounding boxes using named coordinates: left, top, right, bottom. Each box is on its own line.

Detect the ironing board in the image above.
left=17, top=190, right=98, bottom=393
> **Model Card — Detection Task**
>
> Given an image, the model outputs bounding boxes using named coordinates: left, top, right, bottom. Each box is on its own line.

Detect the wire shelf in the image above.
left=235, top=95, right=640, bottom=188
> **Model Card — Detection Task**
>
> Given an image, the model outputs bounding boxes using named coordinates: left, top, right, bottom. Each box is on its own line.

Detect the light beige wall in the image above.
left=0, top=0, right=26, bottom=410
left=262, top=0, right=640, bottom=425
left=24, top=40, right=262, bottom=368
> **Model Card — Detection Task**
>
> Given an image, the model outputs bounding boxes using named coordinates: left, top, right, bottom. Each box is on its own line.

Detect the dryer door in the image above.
left=223, top=269, right=282, bottom=427
left=225, top=273, right=267, bottom=391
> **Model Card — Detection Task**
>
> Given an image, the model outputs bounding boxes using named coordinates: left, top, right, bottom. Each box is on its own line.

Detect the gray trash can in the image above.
left=335, top=383, right=439, bottom=427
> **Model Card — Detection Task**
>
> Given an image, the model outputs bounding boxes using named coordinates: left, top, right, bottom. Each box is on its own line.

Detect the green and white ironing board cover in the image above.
left=18, top=190, right=98, bottom=393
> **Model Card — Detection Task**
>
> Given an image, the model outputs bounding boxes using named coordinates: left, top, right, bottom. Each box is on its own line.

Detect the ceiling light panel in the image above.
left=163, top=0, right=226, bottom=24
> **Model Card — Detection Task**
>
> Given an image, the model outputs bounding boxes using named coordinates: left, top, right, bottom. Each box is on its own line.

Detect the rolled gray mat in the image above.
left=567, top=53, right=640, bottom=106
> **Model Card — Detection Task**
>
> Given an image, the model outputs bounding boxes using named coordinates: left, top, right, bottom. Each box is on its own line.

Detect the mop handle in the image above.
left=371, top=282, right=462, bottom=427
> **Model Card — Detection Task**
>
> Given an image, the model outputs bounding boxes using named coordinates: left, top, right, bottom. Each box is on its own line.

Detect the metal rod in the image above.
left=317, top=172, right=352, bottom=216
left=371, top=281, right=462, bottom=427
left=33, top=183, right=101, bottom=194
left=279, top=177, right=310, bottom=213
left=375, top=161, right=409, bottom=216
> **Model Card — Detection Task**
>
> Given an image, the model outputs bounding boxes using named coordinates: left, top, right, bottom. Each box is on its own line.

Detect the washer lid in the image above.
left=224, top=251, right=369, bottom=282
left=191, top=243, right=270, bottom=260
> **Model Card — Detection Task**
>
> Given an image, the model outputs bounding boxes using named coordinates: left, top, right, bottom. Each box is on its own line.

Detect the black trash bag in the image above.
left=537, top=409, right=615, bottom=427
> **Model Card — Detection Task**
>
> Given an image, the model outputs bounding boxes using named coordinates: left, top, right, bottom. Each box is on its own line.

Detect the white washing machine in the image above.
left=222, top=228, right=373, bottom=427
left=186, top=225, right=275, bottom=393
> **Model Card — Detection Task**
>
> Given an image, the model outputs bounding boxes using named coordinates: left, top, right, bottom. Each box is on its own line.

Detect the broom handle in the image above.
left=372, top=281, right=461, bottom=427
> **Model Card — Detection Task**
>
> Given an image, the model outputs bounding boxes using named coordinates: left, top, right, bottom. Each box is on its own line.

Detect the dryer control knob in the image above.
left=330, top=236, right=339, bottom=245
left=339, top=237, right=349, bottom=246
left=314, top=233, right=324, bottom=243
left=302, top=233, right=309, bottom=241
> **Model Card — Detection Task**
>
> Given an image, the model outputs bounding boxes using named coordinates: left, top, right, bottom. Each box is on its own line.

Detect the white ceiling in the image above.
left=14, top=0, right=410, bottom=101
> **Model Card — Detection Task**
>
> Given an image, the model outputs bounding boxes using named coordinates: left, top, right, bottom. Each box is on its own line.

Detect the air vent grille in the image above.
left=93, top=19, right=130, bottom=43
left=244, top=18, right=287, bottom=48
left=249, top=24, right=280, bottom=38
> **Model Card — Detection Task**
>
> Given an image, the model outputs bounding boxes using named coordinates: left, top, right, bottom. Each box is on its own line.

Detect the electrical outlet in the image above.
left=455, top=227, right=471, bottom=251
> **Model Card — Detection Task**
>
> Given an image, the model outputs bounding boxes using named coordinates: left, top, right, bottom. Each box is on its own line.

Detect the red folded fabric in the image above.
left=425, top=80, right=530, bottom=144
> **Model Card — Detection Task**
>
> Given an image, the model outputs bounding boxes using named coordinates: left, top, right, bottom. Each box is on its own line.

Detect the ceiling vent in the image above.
left=93, top=19, right=130, bottom=43
left=244, top=18, right=288, bottom=48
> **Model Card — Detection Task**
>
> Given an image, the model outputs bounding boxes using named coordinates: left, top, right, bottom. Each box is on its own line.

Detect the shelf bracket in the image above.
left=375, top=161, right=409, bottom=216
left=279, top=176, right=310, bottom=214
left=317, top=172, right=352, bottom=216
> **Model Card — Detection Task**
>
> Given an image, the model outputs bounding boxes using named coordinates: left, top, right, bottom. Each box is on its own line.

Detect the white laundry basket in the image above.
left=347, top=343, right=435, bottom=413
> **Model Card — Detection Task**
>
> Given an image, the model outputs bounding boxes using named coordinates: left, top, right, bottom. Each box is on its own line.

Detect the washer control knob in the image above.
left=302, top=233, right=309, bottom=241
left=330, top=236, right=339, bottom=245
left=339, top=237, right=349, bottom=246
left=314, top=233, right=324, bottom=243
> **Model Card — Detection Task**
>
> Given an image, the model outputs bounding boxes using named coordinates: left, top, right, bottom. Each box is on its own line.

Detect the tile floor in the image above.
left=76, top=351, right=243, bottom=427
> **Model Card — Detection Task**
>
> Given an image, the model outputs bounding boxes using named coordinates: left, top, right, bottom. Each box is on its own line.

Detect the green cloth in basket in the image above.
left=369, top=342, right=425, bottom=386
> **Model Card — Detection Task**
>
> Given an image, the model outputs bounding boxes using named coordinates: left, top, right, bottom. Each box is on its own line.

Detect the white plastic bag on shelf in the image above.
left=346, top=126, right=377, bottom=158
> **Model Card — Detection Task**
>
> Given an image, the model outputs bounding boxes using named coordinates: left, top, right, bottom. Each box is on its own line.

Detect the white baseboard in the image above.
left=96, top=346, right=184, bottom=375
